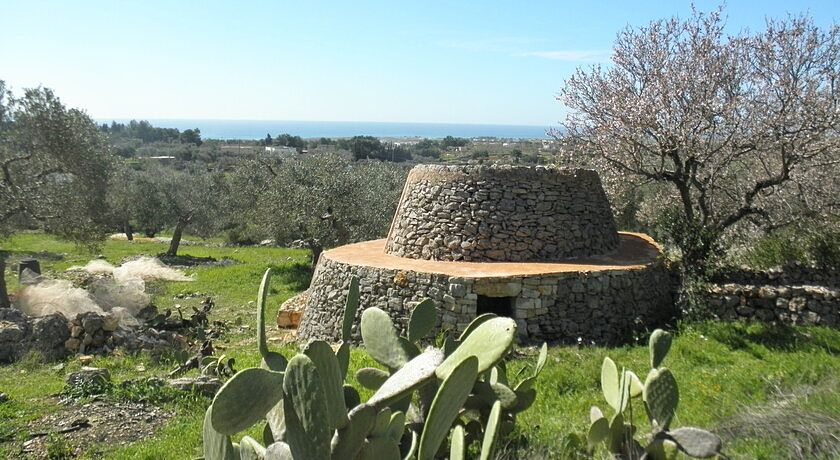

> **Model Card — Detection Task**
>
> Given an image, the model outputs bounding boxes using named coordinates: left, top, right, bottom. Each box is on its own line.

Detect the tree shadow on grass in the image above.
left=702, top=321, right=840, bottom=355
left=3, top=249, right=66, bottom=263
left=272, top=262, right=313, bottom=292
left=157, top=253, right=238, bottom=268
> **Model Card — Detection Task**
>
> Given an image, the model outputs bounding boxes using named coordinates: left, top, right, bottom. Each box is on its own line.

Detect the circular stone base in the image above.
left=297, top=233, right=675, bottom=344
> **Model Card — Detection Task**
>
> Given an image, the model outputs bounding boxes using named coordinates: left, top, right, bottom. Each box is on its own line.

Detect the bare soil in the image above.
left=14, top=398, right=172, bottom=459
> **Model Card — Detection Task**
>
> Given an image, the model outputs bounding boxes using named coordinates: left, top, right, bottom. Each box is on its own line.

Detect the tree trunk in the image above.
left=309, top=244, right=323, bottom=272
left=166, top=220, right=186, bottom=256
left=124, top=222, right=133, bottom=241
left=0, top=253, right=10, bottom=309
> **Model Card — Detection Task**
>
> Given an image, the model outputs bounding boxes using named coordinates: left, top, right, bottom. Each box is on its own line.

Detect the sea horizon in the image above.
left=97, top=118, right=558, bottom=140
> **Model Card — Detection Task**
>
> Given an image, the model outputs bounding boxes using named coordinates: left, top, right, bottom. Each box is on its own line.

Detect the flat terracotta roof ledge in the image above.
left=323, top=232, right=662, bottom=279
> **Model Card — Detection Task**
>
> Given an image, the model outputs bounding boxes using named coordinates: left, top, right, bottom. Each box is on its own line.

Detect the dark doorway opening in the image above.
left=476, top=295, right=514, bottom=317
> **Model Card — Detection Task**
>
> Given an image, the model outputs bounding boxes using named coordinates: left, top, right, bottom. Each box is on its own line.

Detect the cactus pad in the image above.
left=368, top=348, right=444, bottom=408
left=203, top=406, right=238, bottom=460
left=587, top=415, right=610, bottom=447
left=644, top=367, right=679, bottom=430
left=342, top=277, right=360, bottom=342
left=419, top=356, right=479, bottom=460
left=408, top=298, right=437, bottom=342
left=664, top=427, right=722, bottom=458
left=282, top=354, right=331, bottom=460
left=534, top=342, right=548, bottom=377
left=265, top=441, right=293, bottom=460
left=457, top=313, right=497, bottom=341
left=450, top=424, right=466, bottom=460
left=649, top=329, right=672, bottom=368
left=361, top=307, right=409, bottom=369
left=239, top=436, right=266, bottom=460
left=480, top=400, right=502, bottom=460
left=600, top=357, right=630, bottom=413
left=331, top=404, right=376, bottom=460
left=356, top=367, right=390, bottom=390
left=304, top=340, right=348, bottom=429
left=436, top=317, right=515, bottom=381
left=210, top=367, right=284, bottom=435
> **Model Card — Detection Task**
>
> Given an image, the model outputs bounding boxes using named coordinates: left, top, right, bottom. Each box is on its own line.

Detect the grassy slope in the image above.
left=1, top=233, right=838, bottom=459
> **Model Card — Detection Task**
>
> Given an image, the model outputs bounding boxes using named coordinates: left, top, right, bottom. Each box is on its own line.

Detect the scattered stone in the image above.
left=21, top=397, right=173, bottom=458
left=0, top=392, right=9, bottom=403
left=66, top=367, right=111, bottom=388
left=168, top=376, right=223, bottom=397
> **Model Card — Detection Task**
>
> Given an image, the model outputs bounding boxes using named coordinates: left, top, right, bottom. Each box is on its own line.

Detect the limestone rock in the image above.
left=168, top=375, right=222, bottom=396
left=66, top=366, right=111, bottom=387
left=31, top=313, right=69, bottom=361
left=277, top=291, right=308, bottom=329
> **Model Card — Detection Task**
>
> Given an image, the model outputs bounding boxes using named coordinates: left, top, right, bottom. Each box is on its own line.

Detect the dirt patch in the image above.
left=15, top=397, right=173, bottom=458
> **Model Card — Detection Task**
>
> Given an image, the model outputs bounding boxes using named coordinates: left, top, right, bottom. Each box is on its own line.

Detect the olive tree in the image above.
left=0, top=82, right=113, bottom=307
left=228, top=153, right=408, bottom=267
left=558, top=8, right=839, bottom=273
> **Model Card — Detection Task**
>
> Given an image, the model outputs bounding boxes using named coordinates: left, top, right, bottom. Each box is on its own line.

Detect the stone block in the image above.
left=473, top=280, right=522, bottom=297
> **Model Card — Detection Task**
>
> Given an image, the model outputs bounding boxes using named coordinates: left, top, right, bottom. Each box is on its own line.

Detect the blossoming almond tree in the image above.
left=559, top=7, right=839, bottom=273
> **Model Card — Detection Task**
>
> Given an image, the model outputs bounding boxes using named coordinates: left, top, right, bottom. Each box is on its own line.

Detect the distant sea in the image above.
left=99, top=119, right=556, bottom=140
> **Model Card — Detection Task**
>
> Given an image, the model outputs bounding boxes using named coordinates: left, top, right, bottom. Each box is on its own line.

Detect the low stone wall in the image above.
left=711, top=264, right=839, bottom=288
left=385, top=165, right=620, bottom=262
left=297, top=257, right=675, bottom=345
left=702, top=283, right=839, bottom=327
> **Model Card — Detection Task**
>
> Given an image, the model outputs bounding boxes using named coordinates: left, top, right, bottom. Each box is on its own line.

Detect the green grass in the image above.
left=2, top=233, right=839, bottom=459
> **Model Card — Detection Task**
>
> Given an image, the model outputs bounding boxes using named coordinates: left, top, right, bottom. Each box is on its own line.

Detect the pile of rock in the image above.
left=1, top=308, right=69, bottom=363
left=277, top=292, right=308, bottom=328
left=65, top=310, right=189, bottom=355
left=64, top=312, right=120, bottom=354
left=0, top=307, right=192, bottom=363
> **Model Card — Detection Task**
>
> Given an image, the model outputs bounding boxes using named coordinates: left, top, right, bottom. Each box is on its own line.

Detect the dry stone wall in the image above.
left=702, top=283, right=839, bottom=327
left=296, top=257, right=675, bottom=345
left=385, top=165, right=620, bottom=261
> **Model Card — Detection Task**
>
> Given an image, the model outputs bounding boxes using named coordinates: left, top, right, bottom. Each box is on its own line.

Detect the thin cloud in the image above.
left=520, top=50, right=610, bottom=62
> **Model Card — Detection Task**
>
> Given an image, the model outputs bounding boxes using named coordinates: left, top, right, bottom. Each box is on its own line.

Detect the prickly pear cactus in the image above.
left=303, top=340, right=348, bottom=430
left=331, top=404, right=376, bottom=460
left=202, top=272, right=547, bottom=460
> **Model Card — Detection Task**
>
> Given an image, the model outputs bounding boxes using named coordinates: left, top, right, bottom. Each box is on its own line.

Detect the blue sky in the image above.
left=1, top=1, right=837, bottom=126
